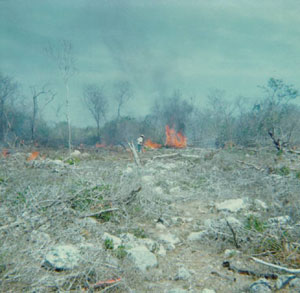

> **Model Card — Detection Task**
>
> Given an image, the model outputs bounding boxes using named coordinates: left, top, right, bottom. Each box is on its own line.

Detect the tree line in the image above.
left=1, top=41, right=300, bottom=150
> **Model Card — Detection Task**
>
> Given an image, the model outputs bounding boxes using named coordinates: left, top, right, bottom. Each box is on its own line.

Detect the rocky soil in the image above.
left=1, top=146, right=300, bottom=292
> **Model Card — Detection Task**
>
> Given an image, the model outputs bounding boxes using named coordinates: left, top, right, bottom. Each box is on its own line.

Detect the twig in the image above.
left=123, top=186, right=142, bottom=205
left=251, top=257, right=300, bottom=275
left=211, top=271, right=236, bottom=282
left=0, top=220, right=23, bottom=232
left=225, top=219, right=240, bottom=248
left=236, top=160, right=264, bottom=171
left=80, top=208, right=119, bottom=218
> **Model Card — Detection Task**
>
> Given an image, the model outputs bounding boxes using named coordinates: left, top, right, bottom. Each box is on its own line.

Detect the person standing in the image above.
left=137, top=134, right=144, bottom=152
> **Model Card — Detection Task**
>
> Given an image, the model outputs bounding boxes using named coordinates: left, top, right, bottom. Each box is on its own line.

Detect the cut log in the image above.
left=128, top=142, right=141, bottom=167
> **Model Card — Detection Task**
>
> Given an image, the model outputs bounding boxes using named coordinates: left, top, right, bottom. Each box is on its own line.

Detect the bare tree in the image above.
left=45, top=40, right=76, bottom=152
left=0, top=73, right=18, bottom=142
left=83, top=84, right=108, bottom=142
left=114, top=81, right=132, bottom=120
left=30, top=84, right=56, bottom=142
left=257, top=78, right=299, bottom=150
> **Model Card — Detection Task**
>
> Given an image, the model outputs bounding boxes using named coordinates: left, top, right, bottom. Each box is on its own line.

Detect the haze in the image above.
left=1, top=0, right=300, bottom=126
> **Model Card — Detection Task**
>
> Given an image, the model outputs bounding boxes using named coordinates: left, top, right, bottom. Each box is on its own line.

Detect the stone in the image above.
left=157, top=244, right=167, bottom=257
left=187, top=231, right=208, bottom=241
left=290, top=277, right=300, bottom=289
left=268, top=215, right=291, bottom=226
left=43, top=244, right=80, bottom=270
left=142, top=175, right=154, bottom=184
left=201, top=289, right=216, bottom=293
left=138, top=238, right=158, bottom=252
left=126, top=245, right=158, bottom=272
left=254, top=199, right=268, bottom=210
left=249, top=279, right=272, bottom=293
left=174, top=267, right=191, bottom=281
left=224, top=249, right=240, bottom=258
left=215, top=198, right=247, bottom=213
left=157, top=232, right=180, bottom=250
left=70, top=150, right=81, bottom=157
left=102, top=232, right=122, bottom=249
left=31, top=231, right=51, bottom=245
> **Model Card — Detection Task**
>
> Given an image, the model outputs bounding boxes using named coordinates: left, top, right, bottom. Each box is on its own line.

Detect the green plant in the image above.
left=245, top=215, right=266, bottom=232
left=296, top=171, right=300, bottom=179
left=104, top=238, right=114, bottom=250
left=65, top=157, right=81, bottom=165
left=274, top=166, right=290, bottom=176
left=114, top=245, right=127, bottom=259
left=132, top=227, right=147, bottom=239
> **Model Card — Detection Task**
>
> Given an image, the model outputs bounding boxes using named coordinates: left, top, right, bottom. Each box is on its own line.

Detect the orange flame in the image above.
left=144, top=139, right=162, bottom=149
left=27, top=151, right=39, bottom=161
left=165, top=125, right=187, bottom=148
left=95, top=143, right=106, bottom=148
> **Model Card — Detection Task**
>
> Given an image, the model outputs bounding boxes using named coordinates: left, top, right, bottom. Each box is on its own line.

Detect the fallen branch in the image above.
left=251, top=257, right=300, bottom=275
left=128, top=142, right=141, bottom=167
left=211, top=271, right=236, bottom=282
left=288, top=148, right=300, bottom=155
left=223, top=261, right=278, bottom=280
left=236, top=160, right=264, bottom=171
left=152, top=153, right=179, bottom=160
left=80, top=208, right=119, bottom=218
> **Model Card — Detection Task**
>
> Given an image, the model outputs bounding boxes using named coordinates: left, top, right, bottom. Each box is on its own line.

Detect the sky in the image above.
left=1, top=0, right=300, bottom=126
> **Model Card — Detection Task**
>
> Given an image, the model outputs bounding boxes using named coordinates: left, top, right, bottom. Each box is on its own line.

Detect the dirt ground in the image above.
left=1, top=146, right=300, bottom=292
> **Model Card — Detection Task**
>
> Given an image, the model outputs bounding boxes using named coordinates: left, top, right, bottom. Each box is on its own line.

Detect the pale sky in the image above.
left=1, top=0, right=300, bottom=126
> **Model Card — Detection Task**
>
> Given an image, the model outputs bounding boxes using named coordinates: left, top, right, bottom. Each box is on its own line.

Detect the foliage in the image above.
left=245, top=215, right=266, bottom=232
left=104, top=238, right=114, bottom=250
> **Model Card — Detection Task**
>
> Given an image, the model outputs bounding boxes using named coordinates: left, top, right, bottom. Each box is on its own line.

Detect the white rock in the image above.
left=216, top=198, right=247, bottom=213
left=254, top=199, right=268, bottom=210
left=268, top=215, right=291, bottom=226
left=174, top=267, right=191, bottom=280
left=127, top=245, right=158, bottom=272
left=202, top=289, right=216, bottom=293
left=187, top=231, right=208, bottom=241
left=138, top=238, right=158, bottom=252
left=155, top=223, right=167, bottom=230
left=224, top=249, right=240, bottom=258
left=157, top=244, right=167, bottom=257
left=142, top=175, right=154, bottom=184
left=31, top=231, right=51, bottom=245
left=157, top=232, right=180, bottom=248
left=70, top=150, right=81, bottom=157
left=43, top=244, right=80, bottom=270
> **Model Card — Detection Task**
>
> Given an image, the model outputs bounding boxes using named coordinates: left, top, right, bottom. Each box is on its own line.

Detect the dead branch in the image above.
left=123, top=186, right=142, bottom=205
left=288, top=148, right=300, bottom=155
left=80, top=208, right=119, bottom=218
left=251, top=257, right=300, bottom=275
left=211, top=271, right=236, bottom=282
left=223, top=261, right=278, bottom=280
left=236, top=160, right=264, bottom=171
left=152, top=153, right=179, bottom=160
left=225, top=219, right=240, bottom=248
left=128, top=142, right=141, bottom=167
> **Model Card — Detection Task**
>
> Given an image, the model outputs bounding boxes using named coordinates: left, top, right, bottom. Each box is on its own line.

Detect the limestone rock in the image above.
left=126, top=245, right=158, bottom=272
left=215, top=198, right=248, bottom=213
left=187, top=231, right=208, bottom=241
left=43, top=244, right=80, bottom=270
left=249, top=279, right=272, bottom=293
left=174, top=267, right=191, bottom=281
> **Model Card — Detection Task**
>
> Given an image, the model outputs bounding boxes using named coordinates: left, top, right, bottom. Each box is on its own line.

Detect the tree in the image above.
left=83, top=84, right=108, bottom=142
left=30, top=84, right=55, bottom=142
left=46, top=40, right=76, bottom=152
left=114, top=81, right=132, bottom=120
left=257, top=78, right=299, bottom=150
left=0, top=72, right=18, bottom=141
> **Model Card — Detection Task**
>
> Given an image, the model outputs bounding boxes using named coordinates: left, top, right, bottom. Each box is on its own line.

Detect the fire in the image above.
left=165, top=125, right=187, bottom=148
left=27, top=151, right=39, bottom=161
left=95, top=143, right=106, bottom=148
left=2, top=149, right=9, bottom=158
left=144, top=139, right=162, bottom=149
